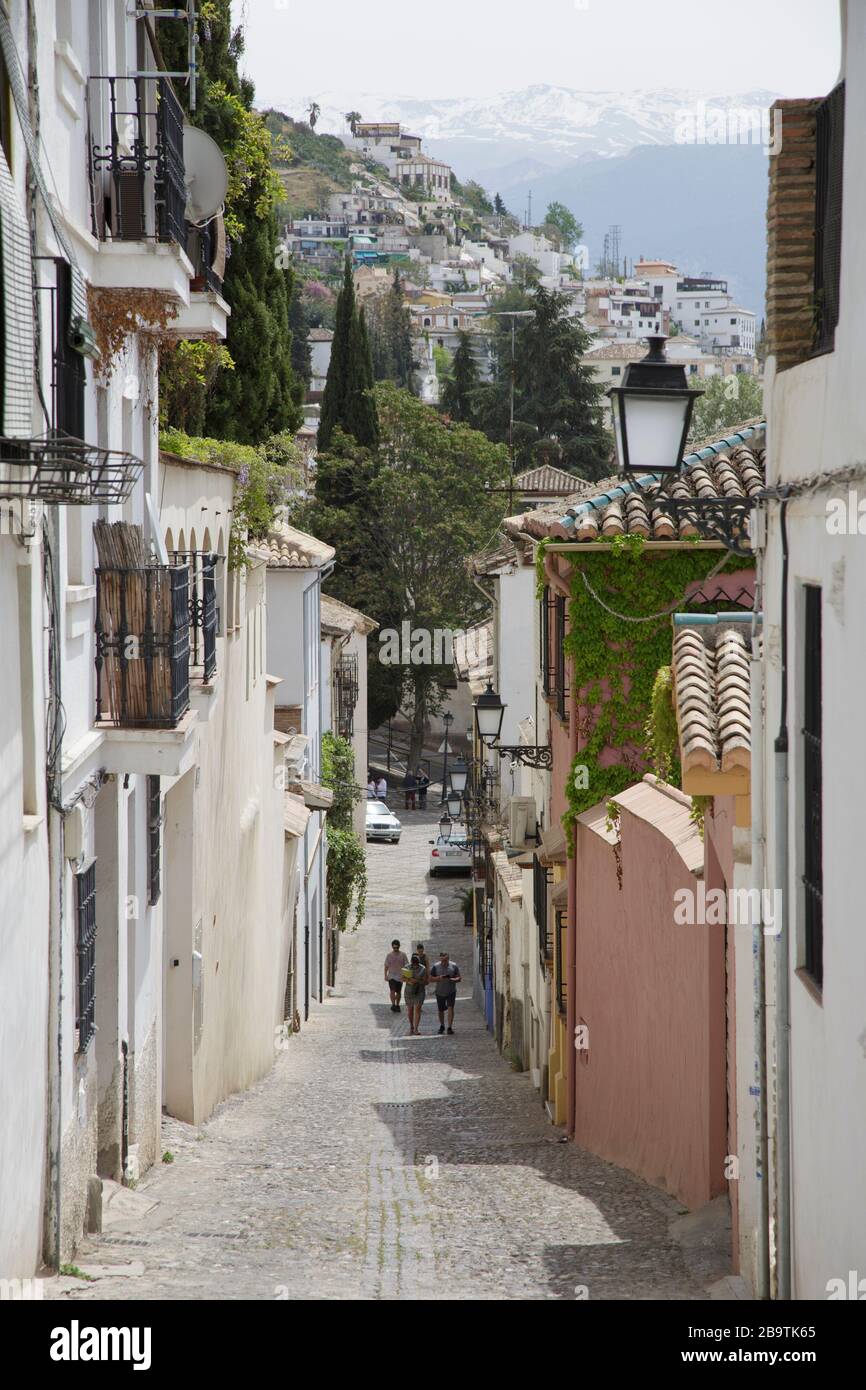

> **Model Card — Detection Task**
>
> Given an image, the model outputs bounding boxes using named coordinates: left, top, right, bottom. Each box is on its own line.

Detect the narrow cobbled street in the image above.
left=51, top=804, right=728, bottom=1302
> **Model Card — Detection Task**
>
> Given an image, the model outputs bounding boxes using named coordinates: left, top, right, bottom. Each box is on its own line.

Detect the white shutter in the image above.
left=0, top=144, right=34, bottom=437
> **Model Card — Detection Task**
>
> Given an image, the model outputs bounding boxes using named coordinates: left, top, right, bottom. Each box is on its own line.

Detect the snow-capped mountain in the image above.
left=274, top=84, right=780, bottom=183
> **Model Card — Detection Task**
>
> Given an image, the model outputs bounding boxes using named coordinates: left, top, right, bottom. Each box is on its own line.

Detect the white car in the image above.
left=428, top=824, right=471, bottom=875
left=365, top=800, right=402, bottom=843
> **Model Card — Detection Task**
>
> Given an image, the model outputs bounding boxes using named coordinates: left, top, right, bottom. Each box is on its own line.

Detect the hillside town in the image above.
left=0, top=0, right=860, bottom=1348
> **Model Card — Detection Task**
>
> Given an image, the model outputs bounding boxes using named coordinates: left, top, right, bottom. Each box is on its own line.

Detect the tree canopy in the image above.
left=475, top=284, right=611, bottom=480
left=542, top=201, right=583, bottom=251
left=688, top=372, right=765, bottom=444
left=318, top=260, right=379, bottom=450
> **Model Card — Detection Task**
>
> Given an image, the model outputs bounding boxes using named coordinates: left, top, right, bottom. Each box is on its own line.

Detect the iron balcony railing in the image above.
left=169, top=552, right=219, bottom=680
left=555, top=909, right=568, bottom=1017
left=335, top=652, right=359, bottom=739
left=95, top=565, right=191, bottom=728
left=188, top=216, right=224, bottom=295
left=87, top=76, right=186, bottom=245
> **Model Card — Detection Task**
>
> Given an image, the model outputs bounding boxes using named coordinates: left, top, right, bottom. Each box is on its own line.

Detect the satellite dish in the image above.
left=183, top=126, right=229, bottom=224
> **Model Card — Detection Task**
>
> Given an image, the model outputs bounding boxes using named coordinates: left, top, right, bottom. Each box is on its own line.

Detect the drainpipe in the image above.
left=544, top=552, right=577, bottom=1140
left=750, top=558, right=771, bottom=1299
left=773, top=500, right=792, bottom=1299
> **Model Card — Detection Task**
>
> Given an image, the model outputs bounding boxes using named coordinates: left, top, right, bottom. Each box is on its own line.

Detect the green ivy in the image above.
left=322, top=731, right=367, bottom=931
left=561, top=545, right=751, bottom=845
left=643, top=665, right=679, bottom=784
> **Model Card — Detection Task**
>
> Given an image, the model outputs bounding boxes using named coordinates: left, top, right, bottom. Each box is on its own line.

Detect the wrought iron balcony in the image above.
left=87, top=76, right=186, bottom=245
left=169, top=551, right=219, bottom=681
left=95, top=565, right=191, bottom=728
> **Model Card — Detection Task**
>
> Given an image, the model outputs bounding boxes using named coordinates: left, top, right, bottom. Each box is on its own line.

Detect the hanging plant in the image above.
left=87, top=287, right=180, bottom=396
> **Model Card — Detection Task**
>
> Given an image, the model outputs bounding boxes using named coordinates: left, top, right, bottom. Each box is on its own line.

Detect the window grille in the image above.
left=75, top=858, right=97, bottom=1051
left=802, top=585, right=823, bottom=986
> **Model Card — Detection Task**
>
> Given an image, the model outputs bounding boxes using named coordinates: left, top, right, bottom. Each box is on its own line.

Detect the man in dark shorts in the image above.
left=429, top=951, right=461, bottom=1034
left=384, top=939, right=409, bottom=1012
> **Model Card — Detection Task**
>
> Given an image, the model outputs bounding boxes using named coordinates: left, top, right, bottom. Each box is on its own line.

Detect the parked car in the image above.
left=366, top=799, right=402, bottom=844
left=428, top=824, right=471, bottom=875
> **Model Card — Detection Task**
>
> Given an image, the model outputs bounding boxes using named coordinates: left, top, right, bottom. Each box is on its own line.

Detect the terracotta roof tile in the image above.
left=265, top=521, right=336, bottom=569
left=503, top=422, right=766, bottom=547
left=672, top=622, right=754, bottom=775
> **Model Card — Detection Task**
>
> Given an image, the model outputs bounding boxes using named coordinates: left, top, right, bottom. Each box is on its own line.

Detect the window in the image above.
left=814, top=81, right=844, bottom=354
left=555, top=909, right=567, bottom=1015
left=533, top=856, right=552, bottom=964
left=689, top=364, right=698, bottom=374
left=802, top=585, right=823, bottom=988
left=75, top=859, right=97, bottom=1050
left=653, top=284, right=663, bottom=297
left=611, top=366, right=621, bottom=376
left=731, top=317, right=737, bottom=325
left=554, top=593, right=568, bottom=721
left=147, top=776, right=161, bottom=905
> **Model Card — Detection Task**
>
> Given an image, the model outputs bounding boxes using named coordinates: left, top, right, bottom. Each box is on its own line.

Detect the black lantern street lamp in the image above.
left=473, top=682, right=505, bottom=747
left=440, top=710, right=454, bottom=806
left=446, top=789, right=462, bottom=819
left=472, top=682, right=553, bottom=770
left=450, top=756, right=468, bottom=794
left=438, top=812, right=452, bottom=843
left=607, top=335, right=703, bottom=476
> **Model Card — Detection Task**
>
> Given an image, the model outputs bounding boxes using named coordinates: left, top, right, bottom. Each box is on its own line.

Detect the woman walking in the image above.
left=403, top=953, right=429, bottom=1035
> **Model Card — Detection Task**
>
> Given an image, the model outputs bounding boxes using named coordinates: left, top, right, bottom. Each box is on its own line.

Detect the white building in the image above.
left=264, top=522, right=336, bottom=1022
left=756, top=1, right=866, bottom=1298
left=508, top=232, right=561, bottom=283
left=321, top=595, right=377, bottom=841
left=309, top=328, right=334, bottom=392
left=699, top=305, right=757, bottom=355
left=0, top=0, right=310, bottom=1281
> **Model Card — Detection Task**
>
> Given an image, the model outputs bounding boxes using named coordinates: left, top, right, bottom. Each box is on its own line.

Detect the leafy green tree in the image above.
left=476, top=284, right=610, bottom=480
left=542, top=201, right=583, bottom=251
left=319, top=261, right=379, bottom=449
left=159, top=340, right=234, bottom=434
left=688, top=372, right=764, bottom=444
left=371, top=384, right=509, bottom=765
left=159, top=3, right=302, bottom=443
left=321, top=731, right=366, bottom=931
left=441, top=332, right=481, bottom=426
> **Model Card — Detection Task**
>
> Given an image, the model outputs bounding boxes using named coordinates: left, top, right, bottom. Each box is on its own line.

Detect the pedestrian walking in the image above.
left=415, top=941, right=429, bottom=974
left=376, top=775, right=387, bottom=800
left=403, top=769, right=417, bottom=810
left=416, top=766, right=430, bottom=810
left=384, top=939, right=409, bottom=1012
left=429, top=951, right=461, bottom=1034
left=403, top=953, right=428, bottom=1035
left=367, top=773, right=376, bottom=797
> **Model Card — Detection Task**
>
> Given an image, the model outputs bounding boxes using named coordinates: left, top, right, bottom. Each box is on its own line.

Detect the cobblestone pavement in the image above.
left=49, top=802, right=730, bottom=1302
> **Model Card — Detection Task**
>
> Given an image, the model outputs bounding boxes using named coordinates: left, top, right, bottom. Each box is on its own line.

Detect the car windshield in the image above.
left=367, top=802, right=391, bottom=816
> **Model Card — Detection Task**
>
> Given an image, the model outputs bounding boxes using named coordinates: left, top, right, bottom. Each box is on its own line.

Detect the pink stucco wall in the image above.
left=574, top=798, right=727, bottom=1211
left=705, top=795, right=739, bottom=1267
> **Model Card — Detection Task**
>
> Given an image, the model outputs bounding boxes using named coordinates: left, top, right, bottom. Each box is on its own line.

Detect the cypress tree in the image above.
left=159, top=3, right=302, bottom=443
left=319, top=261, right=379, bottom=449
left=441, top=331, right=480, bottom=425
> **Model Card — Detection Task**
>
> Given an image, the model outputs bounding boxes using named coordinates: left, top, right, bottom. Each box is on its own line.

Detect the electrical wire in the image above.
left=574, top=547, right=734, bottom=624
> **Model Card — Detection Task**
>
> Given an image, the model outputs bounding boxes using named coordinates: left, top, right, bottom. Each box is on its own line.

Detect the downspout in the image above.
left=544, top=552, right=577, bottom=1140
left=750, top=547, right=770, bottom=1298
left=773, top=500, right=792, bottom=1299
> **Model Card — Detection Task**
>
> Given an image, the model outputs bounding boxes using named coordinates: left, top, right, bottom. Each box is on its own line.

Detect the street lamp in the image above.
left=450, top=757, right=468, bottom=794
left=472, top=682, right=553, bottom=770
left=440, top=710, right=454, bottom=806
left=607, top=334, right=703, bottom=475
left=446, top=788, right=462, bottom=819
left=438, top=811, right=452, bottom=842
left=473, top=682, right=505, bottom=747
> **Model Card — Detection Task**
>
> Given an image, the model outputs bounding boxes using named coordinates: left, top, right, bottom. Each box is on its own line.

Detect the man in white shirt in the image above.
left=429, top=952, right=461, bottom=1034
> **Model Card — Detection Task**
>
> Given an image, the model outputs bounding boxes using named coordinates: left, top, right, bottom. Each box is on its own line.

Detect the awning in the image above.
left=551, top=877, right=568, bottom=909
left=539, top=821, right=568, bottom=865
left=288, top=779, right=334, bottom=811
left=284, top=792, right=311, bottom=839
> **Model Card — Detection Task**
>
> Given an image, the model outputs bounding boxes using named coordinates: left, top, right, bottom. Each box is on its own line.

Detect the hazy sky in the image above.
left=237, top=0, right=841, bottom=105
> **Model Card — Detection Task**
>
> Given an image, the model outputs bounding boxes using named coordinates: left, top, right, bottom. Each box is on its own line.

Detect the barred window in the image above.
left=802, top=586, right=823, bottom=987
left=75, top=859, right=97, bottom=1051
